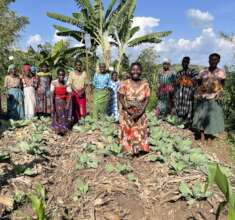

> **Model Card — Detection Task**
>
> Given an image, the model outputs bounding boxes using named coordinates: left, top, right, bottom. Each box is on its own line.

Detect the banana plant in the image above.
left=112, top=0, right=171, bottom=74
left=47, top=0, right=134, bottom=68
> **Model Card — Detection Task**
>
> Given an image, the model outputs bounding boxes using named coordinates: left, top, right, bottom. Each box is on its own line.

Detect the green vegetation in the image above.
left=28, top=184, right=47, bottom=220
left=205, top=163, right=235, bottom=220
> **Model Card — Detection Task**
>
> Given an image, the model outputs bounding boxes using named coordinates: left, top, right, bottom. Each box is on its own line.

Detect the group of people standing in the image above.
left=2, top=52, right=226, bottom=155
left=156, top=53, right=225, bottom=144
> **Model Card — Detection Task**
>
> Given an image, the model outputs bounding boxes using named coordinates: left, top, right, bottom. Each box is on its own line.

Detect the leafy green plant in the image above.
left=115, top=163, right=133, bottom=175
left=205, top=163, right=235, bottom=220
left=170, top=161, right=187, bottom=173
left=0, top=151, right=10, bottom=162
left=10, top=119, right=31, bottom=129
left=14, top=191, right=27, bottom=205
left=76, top=153, right=98, bottom=170
left=179, top=181, right=212, bottom=204
left=105, top=163, right=133, bottom=176
left=75, top=178, right=89, bottom=199
left=28, top=184, right=46, bottom=220
left=13, top=165, right=35, bottom=176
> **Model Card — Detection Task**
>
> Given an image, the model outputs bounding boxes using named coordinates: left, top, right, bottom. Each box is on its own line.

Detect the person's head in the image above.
left=31, top=66, right=37, bottom=75
left=209, top=53, right=220, bottom=68
left=182, top=57, right=190, bottom=70
left=75, top=59, right=82, bottom=72
left=22, top=63, right=31, bottom=75
left=99, top=63, right=106, bottom=74
left=111, top=71, right=118, bottom=82
left=8, top=64, right=17, bottom=76
left=57, top=68, right=66, bottom=83
left=130, top=62, right=142, bottom=81
left=41, top=63, right=49, bottom=73
left=163, top=59, right=171, bottom=71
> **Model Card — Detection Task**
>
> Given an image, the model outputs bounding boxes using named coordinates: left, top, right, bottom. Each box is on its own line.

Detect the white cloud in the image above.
left=27, top=34, right=44, bottom=48
left=187, top=9, right=214, bottom=28
left=132, top=16, right=160, bottom=37
left=52, top=30, right=68, bottom=44
left=153, top=28, right=235, bottom=66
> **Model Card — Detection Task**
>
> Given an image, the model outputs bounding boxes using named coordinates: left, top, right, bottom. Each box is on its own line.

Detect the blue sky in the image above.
left=11, top=0, right=235, bottom=65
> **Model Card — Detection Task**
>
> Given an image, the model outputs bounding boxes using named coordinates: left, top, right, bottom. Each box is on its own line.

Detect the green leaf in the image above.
left=170, top=161, right=187, bottom=173
left=28, top=194, right=46, bottom=220
left=105, top=164, right=115, bottom=173
left=179, top=182, right=192, bottom=199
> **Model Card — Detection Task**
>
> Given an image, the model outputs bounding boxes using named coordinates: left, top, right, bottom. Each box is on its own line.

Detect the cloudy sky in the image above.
left=11, top=0, right=235, bottom=66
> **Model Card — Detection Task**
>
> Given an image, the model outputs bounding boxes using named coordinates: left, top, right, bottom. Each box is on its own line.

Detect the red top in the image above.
left=54, top=86, right=68, bottom=100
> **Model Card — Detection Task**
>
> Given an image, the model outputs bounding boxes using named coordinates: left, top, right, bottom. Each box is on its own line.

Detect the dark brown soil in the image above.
left=0, top=119, right=231, bottom=220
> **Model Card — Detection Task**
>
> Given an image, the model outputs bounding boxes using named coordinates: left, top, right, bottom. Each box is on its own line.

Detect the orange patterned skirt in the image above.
left=119, top=111, right=149, bottom=154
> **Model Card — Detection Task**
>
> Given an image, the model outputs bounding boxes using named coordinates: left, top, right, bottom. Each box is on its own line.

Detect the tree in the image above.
left=0, top=0, right=29, bottom=73
left=137, top=47, right=159, bottom=88
left=47, top=0, right=134, bottom=68
left=113, top=0, right=171, bottom=74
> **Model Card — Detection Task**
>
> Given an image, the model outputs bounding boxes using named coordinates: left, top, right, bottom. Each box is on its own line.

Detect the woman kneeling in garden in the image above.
left=193, top=53, right=226, bottom=143
left=51, top=68, right=72, bottom=135
left=118, top=62, right=150, bottom=155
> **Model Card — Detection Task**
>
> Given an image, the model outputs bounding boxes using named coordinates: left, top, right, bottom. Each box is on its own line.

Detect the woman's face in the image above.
left=75, top=62, right=82, bottom=72
left=99, top=64, right=106, bottom=73
left=42, top=65, right=48, bottom=73
left=130, top=65, right=141, bottom=81
left=112, top=72, right=118, bottom=81
left=10, top=68, right=17, bottom=76
left=58, top=71, right=65, bottom=82
left=209, top=56, right=220, bottom=69
left=163, top=62, right=170, bottom=71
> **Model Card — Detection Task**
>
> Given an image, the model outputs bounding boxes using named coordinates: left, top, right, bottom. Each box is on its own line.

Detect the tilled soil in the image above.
left=0, top=120, right=230, bottom=220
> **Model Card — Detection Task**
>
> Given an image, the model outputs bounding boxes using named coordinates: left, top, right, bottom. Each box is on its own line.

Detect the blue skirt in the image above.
left=7, top=88, right=24, bottom=120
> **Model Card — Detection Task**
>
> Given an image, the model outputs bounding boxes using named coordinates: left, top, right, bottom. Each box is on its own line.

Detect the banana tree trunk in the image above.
left=103, top=49, right=111, bottom=69
left=116, top=46, right=125, bottom=76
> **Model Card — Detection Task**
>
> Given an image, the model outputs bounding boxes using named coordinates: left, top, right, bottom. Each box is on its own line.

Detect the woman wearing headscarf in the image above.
left=156, top=59, right=176, bottom=117
left=36, top=63, right=52, bottom=116
left=118, top=62, right=150, bottom=155
left=22, top=64, right=37, bottom=119
left=92, top=63, right=111, bottom=119
left=4, top=65, right=24, bottom=120
left=193, top=53, right=226, bottom=143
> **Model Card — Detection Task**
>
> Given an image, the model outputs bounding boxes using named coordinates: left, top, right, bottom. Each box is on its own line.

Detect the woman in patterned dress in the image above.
left=193, top=53, right=226, bottom=142
left=51, top=68, right=72, bottom=135
left=118, top=62, right=150, bottom=155
left=174, top=57, right=198, bottom=125
left=92, top=63, right=111, bottom=119
left=156, top=59, right=175, bottom=117
left=36, top=63, right=52, bottom=116
left=4, top=65, right=24, bottom=120
left=108, top=71, right=120, bottom=122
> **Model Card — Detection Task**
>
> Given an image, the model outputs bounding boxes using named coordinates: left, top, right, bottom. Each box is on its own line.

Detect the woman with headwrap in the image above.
left=156, top=59, right=176, bottom=117
left=22, top=64, right=37, bottom=119
left=4, top=65, right=24, bottom=120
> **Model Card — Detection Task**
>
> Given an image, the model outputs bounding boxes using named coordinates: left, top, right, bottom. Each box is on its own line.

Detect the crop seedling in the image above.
left=179, top=181, right=212, bottom=204
left=28, top=184, right=47, bottom=220
left=205, top=163, right=235, bottom=220
left=76, top=153, right=99, bottom=170
left=115, top=163, right=133, bottom=175
left=75, top=178, right=89, bottom=199
left=14, top=191, right=27, bottom=206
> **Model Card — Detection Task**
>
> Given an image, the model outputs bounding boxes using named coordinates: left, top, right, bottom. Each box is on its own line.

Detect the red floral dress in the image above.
left=118, top=79, right=150, bottom=154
